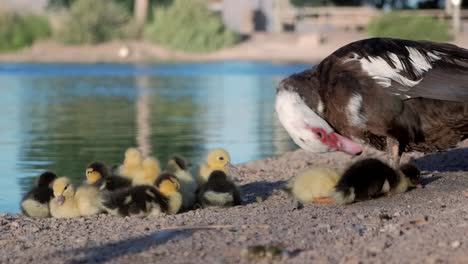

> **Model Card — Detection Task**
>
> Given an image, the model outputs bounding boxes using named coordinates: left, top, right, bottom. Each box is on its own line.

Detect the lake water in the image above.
left=0, top=61, right=310, bottom=213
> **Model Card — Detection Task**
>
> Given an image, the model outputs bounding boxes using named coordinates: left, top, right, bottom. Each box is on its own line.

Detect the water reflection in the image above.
left=0, top=62, right=309, bottom=213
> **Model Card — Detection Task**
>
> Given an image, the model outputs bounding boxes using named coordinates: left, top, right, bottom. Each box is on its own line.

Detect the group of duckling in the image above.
left=21, top=146, right=423, bottom=219
left=285, top=158, right=422, bottom=205
left=21, top=148, right=242, bottom=218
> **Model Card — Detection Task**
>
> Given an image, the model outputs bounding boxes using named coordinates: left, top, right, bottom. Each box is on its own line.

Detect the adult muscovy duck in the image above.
left=276, top=38, right=468, bottom=167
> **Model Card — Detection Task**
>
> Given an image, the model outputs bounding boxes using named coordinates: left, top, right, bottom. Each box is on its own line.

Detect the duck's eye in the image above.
left=64, top=185, right=69, bottom=190
left=218, top=156, right=224, bottom=161
left=316, top=131, right=324, bottom=139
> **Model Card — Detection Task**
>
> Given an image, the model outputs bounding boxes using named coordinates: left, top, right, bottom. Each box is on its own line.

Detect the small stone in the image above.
left=451, top=241, right=461, bottom=248
left=10, top=222, right=20, bottom=228
left=356, top=214, right=365, bottom=220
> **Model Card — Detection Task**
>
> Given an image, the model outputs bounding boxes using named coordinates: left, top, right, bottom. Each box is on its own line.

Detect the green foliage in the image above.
left=55, top=0, right=131, bottom=44
left=144, top=0, right=238, bottom=53
left=368, top=13, right=452, bottom=42
left=0, top=11, right=51, bottom=52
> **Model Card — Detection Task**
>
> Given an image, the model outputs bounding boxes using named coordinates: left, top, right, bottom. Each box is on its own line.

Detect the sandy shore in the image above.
left=2, top=32, right=468, bottom=64
left=1, top=146, right=468, bottom=263
left=0, top=32, right=367, bottom=64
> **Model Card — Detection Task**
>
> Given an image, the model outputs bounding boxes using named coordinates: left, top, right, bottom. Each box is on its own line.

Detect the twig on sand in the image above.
left=159, top=224, right=270, bottom=232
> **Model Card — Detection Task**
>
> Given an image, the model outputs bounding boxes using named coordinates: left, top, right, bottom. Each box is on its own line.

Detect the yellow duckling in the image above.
left=49, top=177, right=81, bottom=218
left=198, top=148, right=232, bottom=184
left=284, top=167, right=341, bottom=204
left=132, top=157, right=161, bottom=186
left=155, top=173, right=183, bottom=215
left=118, top=148, right=144, bottom=180
left=166, top=156, right=197, bottom=210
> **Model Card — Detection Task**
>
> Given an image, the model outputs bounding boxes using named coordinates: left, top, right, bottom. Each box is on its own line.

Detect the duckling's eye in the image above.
left=64, top=185, right=69, bottom=190
left=218, top=157, right=224, bottom=161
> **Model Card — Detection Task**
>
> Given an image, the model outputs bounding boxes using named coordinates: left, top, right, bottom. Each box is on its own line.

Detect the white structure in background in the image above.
left=0, top=0, right=47, bottom=13
left=451, top=0, right=462, bottom=34
left=211, top=0, right=286, bottom=34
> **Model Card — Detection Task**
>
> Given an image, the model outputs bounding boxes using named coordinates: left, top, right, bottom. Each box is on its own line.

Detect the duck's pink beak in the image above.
left=330, top=132, right=363, bottom=156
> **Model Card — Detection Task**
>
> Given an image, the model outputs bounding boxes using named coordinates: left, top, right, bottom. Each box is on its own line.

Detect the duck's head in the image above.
left=166, top=156, right=187, bottom=172
left=206, top=149, right=232, bottom=170
left=155, top=173, right=180, bottom=196
left=276, top=75, right=363, bottom=156
left=37, top=171, right=57, bottom=188
left=86, top=162, right=109, bottom=185
left=52, top=177, right=75, bottom=205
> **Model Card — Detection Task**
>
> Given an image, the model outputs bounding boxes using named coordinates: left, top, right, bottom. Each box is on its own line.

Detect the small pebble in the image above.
left=10, top=222, right=20, bottom=228
left=450, top=241, right=461, bottom=248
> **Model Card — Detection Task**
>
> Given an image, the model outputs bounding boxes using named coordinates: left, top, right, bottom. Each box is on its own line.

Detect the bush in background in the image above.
left=368, top=13, right=451, bottom=42
left=144, top=0, right=238, bottom=53
left=0, top=10, right=51, bottom=52
left=54, top=0, right=130, bottom=44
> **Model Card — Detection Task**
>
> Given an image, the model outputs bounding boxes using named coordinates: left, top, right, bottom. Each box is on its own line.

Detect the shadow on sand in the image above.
left=240, top=180, right=286, bottom=204
left=63, top=230, right=191, bottom=264
left=411, top=147, right=468, bottom=173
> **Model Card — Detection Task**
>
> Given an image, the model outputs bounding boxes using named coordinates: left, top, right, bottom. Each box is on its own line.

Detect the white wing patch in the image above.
left=354, top=47, right=442, bottom=89
left=317, top=99, right=324, bottom=114
left=347, top=94, right=366, bottom=127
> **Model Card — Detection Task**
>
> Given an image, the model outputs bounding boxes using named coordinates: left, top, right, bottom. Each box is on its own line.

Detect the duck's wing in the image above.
left=337, top=38, right=468, bottom=102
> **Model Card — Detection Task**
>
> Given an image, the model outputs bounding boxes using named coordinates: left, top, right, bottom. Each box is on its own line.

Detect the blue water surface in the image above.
left=0, top=61, right=310, bottom=213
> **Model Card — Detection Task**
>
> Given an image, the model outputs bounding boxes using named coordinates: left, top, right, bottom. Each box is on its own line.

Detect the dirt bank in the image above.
left=1, top=146, right=468, bottom=263
left=0, top=32, right=367, bottom=64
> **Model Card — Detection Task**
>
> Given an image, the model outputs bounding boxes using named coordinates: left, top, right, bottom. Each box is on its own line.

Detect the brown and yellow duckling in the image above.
left=166, top=156, right=197, bottom=211
left=86, top=162, right=132, bottom=192
left=198, top=148, right=233, bottom=184
left=21, top=171, right=57, bottom=218
left=100, top=171, right=180, bottom=217
left=196, top=170, right=242, bottom=208
left=331, top=158, right=421, bottom=204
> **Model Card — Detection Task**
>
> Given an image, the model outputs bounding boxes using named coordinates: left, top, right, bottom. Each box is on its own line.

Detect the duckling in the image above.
left=389, top=162, right=422, bottom=194
left=86, top=162, right=131, bottom=191
left=154, top=173, right=183, bottom=214
left=21, top=171, right=57, bottom=218
left=197, top=170, right=241, bottom=208
left=132, top=157, right=161, bottom=186
left=331, top=158, right=420, bottom=204
left=118, top=148, right=144, bottom=180
left=101, top=185, right=169, bottom=217
left=49, top=177, right=81, bottom=218
left=75, top=184, right=103, bottom=216
left=399, top=163, right=422, bottom=189
left=166, top=156, right=197, bottom=210
left=283, top=167, right=340, bottom=204
left=198, top=148, right=232, bottom=184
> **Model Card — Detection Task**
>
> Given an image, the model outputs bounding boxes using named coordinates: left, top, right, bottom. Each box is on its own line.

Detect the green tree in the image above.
left=54, top=0, right=131, bottom=44
left=144, top=0, right=238, bottom=52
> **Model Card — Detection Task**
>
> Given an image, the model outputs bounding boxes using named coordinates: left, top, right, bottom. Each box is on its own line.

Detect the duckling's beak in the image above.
left=57, top=195, right=65, bottom=205
left=225, top=162, right=237, bottom=171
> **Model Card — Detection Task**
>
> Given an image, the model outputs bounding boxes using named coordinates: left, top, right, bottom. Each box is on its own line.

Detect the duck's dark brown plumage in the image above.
left=278, top=38, right=468, bottom=159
